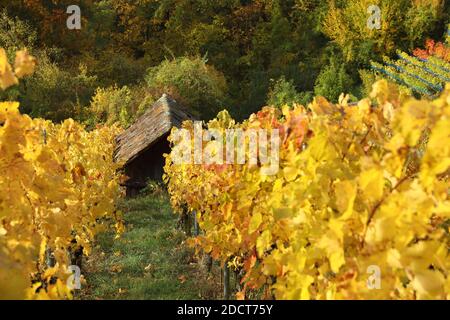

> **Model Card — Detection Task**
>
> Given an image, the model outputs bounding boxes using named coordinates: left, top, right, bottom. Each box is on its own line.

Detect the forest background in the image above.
left=1, top=0, right=449, bottom=126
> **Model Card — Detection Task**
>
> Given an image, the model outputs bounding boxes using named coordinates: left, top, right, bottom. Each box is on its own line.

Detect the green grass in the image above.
left=78, top=193, right=221, bottom=300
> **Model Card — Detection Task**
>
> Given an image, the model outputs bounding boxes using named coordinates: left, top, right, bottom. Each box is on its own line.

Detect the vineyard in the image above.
left=164, top=82, right=450, bottom=300
left=0, top=0, right=450, bottom=302
left=2, top=48, right=450, bottom=301
left=0, top=50, right=124, bottom=299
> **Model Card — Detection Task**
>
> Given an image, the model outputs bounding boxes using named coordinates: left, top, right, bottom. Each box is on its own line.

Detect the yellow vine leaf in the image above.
left=0, top=49, right=18, bottom=90
left=14, top=49, right=36, bottom=78
left=164, top=80, right=450, bottom=300
left=256, top=230, right=272, bottom=257
left=248, top=212, right=262, bottom=234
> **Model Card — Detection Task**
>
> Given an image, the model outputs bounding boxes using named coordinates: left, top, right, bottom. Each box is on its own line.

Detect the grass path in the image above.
left=79, top=194, right=221, bottom=300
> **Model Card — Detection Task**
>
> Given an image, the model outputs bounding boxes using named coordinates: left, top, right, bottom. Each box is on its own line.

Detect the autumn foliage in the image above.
left=164, top=81, right=450, bottom=300
left=0, top=50, right=124, bottom=299
left=413, top=39, right=450, bottom=62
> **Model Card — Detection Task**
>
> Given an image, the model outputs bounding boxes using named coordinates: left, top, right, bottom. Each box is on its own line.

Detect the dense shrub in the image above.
left=0, top=9, right=37, bottom=58
left=84, top=50, right=147, bottom=88
left=145, top=56, right=228, bottom=120
left=19, top=52, right=97, bottom=122
left=314, top=58, right=354, bottom=103
left=88, top=85, right=133, bottom=128
left=87, top=84, right=160, bottom=128
left=267, top=76, right=299, bottom=107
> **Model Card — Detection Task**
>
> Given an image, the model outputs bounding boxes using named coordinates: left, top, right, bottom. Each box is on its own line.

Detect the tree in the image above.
left=0, top=9, right=37, bottom=58
left=19, top=52, right=97, bottom=122
left=323, top=0, right=445, bottom=64
left=145, top=56, right=228, bottom=120
left=314, top=57, right=354, bottom=102
left=267, top=76, right=312, bottom=107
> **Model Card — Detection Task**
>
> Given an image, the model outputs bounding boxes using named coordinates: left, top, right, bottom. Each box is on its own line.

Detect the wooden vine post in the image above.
left=223, top=259, right=230, bottom=300
left=192, top=210, right=199, bottom=236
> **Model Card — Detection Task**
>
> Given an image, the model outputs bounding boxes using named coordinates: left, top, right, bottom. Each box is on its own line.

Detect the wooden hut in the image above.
left=114, top=94, right=194, bottom=197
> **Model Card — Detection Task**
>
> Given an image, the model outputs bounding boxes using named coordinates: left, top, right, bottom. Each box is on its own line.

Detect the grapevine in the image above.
left=0, top=49, right=124, bottom=299
left=164, top=80, right=450, bottom=300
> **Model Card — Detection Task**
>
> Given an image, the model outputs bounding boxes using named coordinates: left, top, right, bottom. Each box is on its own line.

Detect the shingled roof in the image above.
left=114, top=94, right=194, bottom=166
